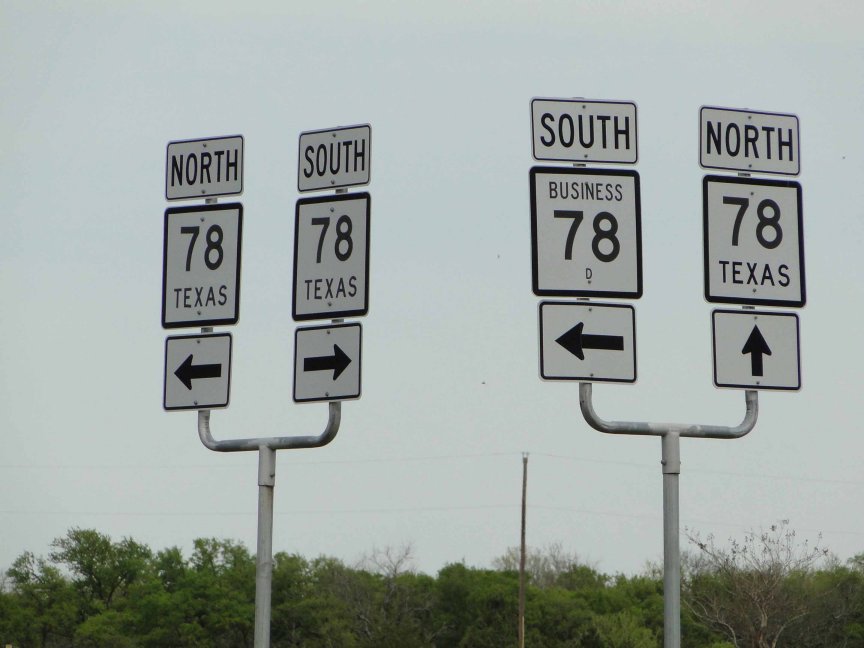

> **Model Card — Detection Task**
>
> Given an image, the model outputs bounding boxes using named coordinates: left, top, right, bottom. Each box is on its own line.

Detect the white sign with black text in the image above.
left=539, top=301, right=636, bottom=383
left=162, top=203, right=242, bottom=328
left=165, top=135, right=244, bottom=200
left=298, top=124, right=371, bottom=193
left=294, top=323, right=362, bottom=403
left=164, top=333, right=232, bottom=410
left=712, top=310, right=800, bottom=391
left=293, top=193, right=370, bottom=321
left=703, top=175, right=804, bottom=307
left=700, top=107, right=799, bottom=176
left=531, top=98, right=638, bottom=164
left=531, top=167, right=642, bottom=298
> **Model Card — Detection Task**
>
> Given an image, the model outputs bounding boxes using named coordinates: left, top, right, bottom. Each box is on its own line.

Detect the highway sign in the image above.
left=293, top=193, right=370, bottom=321
left=712, top=310, right=800, bottom=390
left=539, top=301, right=636, bottom=383
left=166, top=135, right=243, bottom=200
left=531, top=167, right=642, bottom=298
left=294, top=323, right=361, bottom=403
left=164, top=333, right=232, bottom=410
left=298, top=124, right=371, bottom=192
left=703, top=175, right=804, bottom=307
left=700, top=107, right=799, bottom=176
left=163, top=203, right=242, bottom=328
left=531, top=98, right=637, bottom=164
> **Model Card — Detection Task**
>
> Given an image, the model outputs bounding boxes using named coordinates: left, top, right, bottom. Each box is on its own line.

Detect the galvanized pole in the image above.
left=254, top=446, right=276, bottom=648
left=518, top=453, right=528, bottom=648
left=578, top=383, right=757, bottom=648
left=661, top=433, right=681, bottom=648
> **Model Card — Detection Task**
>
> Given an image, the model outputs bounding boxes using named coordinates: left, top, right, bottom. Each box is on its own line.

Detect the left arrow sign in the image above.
left=175, top=354, right=223, bottom=390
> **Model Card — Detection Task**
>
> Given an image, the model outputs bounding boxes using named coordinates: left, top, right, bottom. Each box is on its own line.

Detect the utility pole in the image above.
left=519, top=452, right=528, bottom=648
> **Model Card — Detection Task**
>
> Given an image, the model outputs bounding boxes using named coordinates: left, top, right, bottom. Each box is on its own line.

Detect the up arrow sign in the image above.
left=741, top=325, right=772, bottom=377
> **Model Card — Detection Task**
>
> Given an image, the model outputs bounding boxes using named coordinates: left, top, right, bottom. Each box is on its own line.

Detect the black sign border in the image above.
left=699, top=107, right=800, bottom=176
left=293, top=322, right=362, bottom=403
left=162, top=203, right=243, bottom=329
left=711, top=309, right=801, bottom=391
left=165, top=135, right=244, bottom=201
left=292, top=192, right=371, bottom=322
left=530, top=98, right=638, bottom=164
left=297, top=124, right=372, bottom=193
left=538, top=301, right=637, bottom=384
left=163, top=332, right=233, bottom=411
left=530, top=166, right=643, bottom=299
left=703, top=175, right=805, bottom=308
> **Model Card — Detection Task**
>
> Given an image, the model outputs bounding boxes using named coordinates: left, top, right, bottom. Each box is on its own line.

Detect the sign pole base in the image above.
left=254, top=445, right=276, bottom=648
left=661, top=433, right=681, bottom=648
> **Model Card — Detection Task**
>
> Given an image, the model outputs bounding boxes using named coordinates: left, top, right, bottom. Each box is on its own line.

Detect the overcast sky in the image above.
left=2, top=0, right=863, bottom=578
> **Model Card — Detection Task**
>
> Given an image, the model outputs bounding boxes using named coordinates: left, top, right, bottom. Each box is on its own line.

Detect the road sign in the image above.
left=162, top=203, right=242, bottom=328
left=298, top=124, right=371, bottom=192
left=294, top=323, right=361, bottom=403
left=531, top=98, right=637, bottom=164
left=712, top=310, right=800, bottom=390
left=164, top=333, right=232, bottom=410
left=539, top=301, right=636, bottom=383
left=531, top=167, right=642, bottom=298
left=700, top=107, right=799, bottom=176
left=165, top=135, right=244, bottom=200
left=703, top=175, right=804, bottom=307
left=293, top=193, right=370, bottom=321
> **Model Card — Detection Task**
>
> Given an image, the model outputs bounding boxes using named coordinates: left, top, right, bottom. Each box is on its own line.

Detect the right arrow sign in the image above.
left=294, top=323, right=362, bottom=403
left=712, top=310, right=800, bottom=390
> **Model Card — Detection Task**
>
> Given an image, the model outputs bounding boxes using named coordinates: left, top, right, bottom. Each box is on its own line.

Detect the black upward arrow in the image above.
left=304, top=345, right=351, bottom=380
left=556, top=322, right=624, bottom=361
left=741, top=325, right=772, bottom=377
left=175, top=355, right=222, bottom=390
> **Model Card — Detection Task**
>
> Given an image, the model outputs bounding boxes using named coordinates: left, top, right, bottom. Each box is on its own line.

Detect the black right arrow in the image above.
left=304, top=344, right=351, bottom=380
left=556, top=322, right=624, bottom=361
left=175, top=354, right=222, bottom=390
left=741, top=325, right=772, bottom=376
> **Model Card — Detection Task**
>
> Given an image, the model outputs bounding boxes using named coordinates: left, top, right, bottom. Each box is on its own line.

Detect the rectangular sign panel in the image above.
left=165, top=135, right=244, bottom=200
left=294, top=323, right=362, bottom=403
left=539, top=301, right=636, bottom=383
left=531, top=167, right=642, bottom=298
left=163, top=203, right=242, bottom=328
left=298, top=124, right=371, bottom=192
left=712, top=310, right=800, bottom=391
left=700, top=107, right=800, bottom=176
left=531, top=98, right=637, bottom=164
left=164, top=333, right=232, bottom=410
left=703, top=175, right=804, bottom=307
left=293, top=193, right=370, bottom=321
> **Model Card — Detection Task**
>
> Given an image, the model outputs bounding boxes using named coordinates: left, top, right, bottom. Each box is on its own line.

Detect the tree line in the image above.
left=2, top=522, right=863, bottom=647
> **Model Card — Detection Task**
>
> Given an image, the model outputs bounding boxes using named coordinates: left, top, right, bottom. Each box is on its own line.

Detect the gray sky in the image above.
left=2, top=0, right=863, bottom=577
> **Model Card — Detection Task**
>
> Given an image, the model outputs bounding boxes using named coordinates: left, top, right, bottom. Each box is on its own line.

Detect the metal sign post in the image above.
left=579, top=383, right=759, bottom=648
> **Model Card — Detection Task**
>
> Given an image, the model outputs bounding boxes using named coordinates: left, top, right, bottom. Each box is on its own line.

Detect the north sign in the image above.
left=298, top=124, right=371, bottom=192
left=703, top=175, right=804, bottom=307
left=531, top=98, right=637, bottom=164
left=712, top=310, right=800, bottom=391
left=531, top=167, right=642, bottom=298
left=539, top=301, right=636, bottom=383
left=700, top=107, right=799, bottom=176
left=293, top=193, right=370, bottom=321
left=162, top=203, right=242, bottom=328
left=164, top=333, right=232, bottom=410
left=294, top=323, right=362, bottom=403
left=165, top=135, right=243, bottom=200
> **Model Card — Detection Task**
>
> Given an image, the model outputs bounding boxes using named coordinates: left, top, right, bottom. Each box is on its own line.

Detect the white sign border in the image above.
left=702, top=175, right=805, bottom=308
left=711, top=309, right=801, bottom=391
left=162, top=202, right=243, bottom=329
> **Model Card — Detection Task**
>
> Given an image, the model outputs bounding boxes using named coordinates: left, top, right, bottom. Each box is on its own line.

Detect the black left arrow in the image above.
left=741, top=325, right=772, bottom=377
left=175, top=354, right=222, bottom=390
left=556, top=322, right=624, bottom=361
left=304, top=344, right=351, bottom=380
